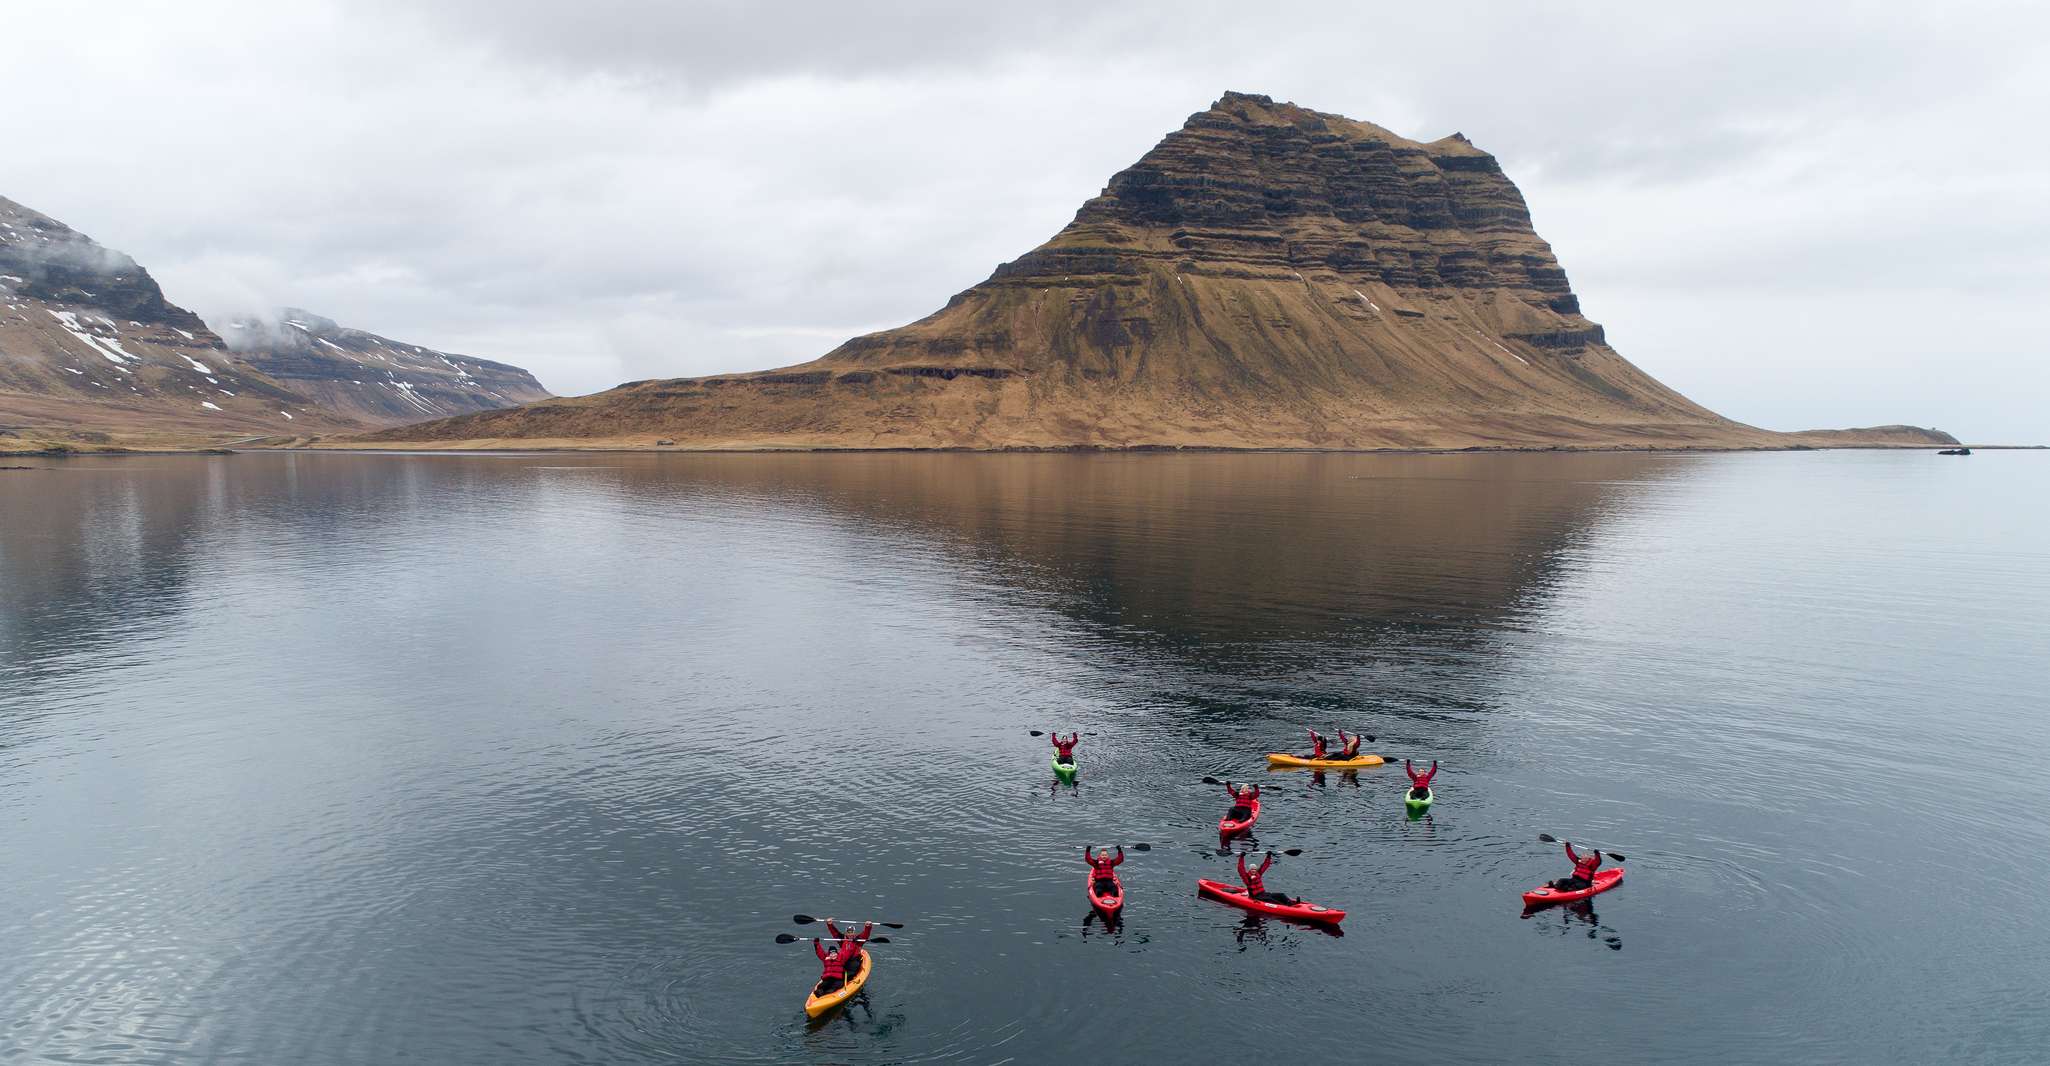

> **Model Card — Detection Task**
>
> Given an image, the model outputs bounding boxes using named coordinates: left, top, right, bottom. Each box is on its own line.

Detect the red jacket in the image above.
left=814, top=937, right=847, bottom=978
left=824, top=919, right=873, bottom=964
left=1565, top=843, right=1603, bottom=881
left=1337, top=730, right=1361, bottom=758
left=1405, top=759, right=1438, bottom=789
left=1052, top=733, right=1078, bottom=760
left=1226, top=782, right=1259, bottom=805
left=1086, top=846, right=1124, bottom=876
left=1237, top=852, right=1273, bottom=894
left=1307, top=730, right=1327, bottom=759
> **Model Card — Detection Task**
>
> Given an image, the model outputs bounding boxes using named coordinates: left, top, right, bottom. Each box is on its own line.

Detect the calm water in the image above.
left=2, top=450, right=2046, bottom=1065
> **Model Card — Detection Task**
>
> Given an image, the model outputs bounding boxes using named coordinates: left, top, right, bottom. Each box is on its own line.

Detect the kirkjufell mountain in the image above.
left=357, top=92, right=1946, bottom=450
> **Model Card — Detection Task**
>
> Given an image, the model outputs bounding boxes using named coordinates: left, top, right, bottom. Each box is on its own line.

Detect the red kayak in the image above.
left=1218, top=794, right=1260, bottom=838
left=1522, top=866, right=1624, bottom=906
left=1196, top=878, right=1344, bottom=925
left=1089, top=870, right=1124, bottom=916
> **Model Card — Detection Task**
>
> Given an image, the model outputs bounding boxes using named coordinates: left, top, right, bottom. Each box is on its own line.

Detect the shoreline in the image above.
left=8, top=442, right=2040, bottom=459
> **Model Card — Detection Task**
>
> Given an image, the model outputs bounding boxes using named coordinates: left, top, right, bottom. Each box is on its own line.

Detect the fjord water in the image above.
left=2, top=451, right=2045, bottom=1065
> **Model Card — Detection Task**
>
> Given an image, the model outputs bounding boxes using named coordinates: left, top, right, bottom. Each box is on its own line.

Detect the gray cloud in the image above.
left=1, top=1, right=2043, bottom=441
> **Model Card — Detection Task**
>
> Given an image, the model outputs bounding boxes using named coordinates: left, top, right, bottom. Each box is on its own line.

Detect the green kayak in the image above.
left=1053, top=755, right=1078, bottom=782
left=1404, top=787, right=1434, bottom=813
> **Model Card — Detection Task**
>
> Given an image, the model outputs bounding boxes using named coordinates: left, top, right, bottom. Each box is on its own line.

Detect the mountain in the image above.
left=1, top=195, right=343, bottom=443
left=219, top=310, right=549, bottom=427
left=355, top=92, right=1951, bottom=451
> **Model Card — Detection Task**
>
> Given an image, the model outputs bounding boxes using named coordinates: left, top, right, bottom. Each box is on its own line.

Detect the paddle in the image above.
left=1215, top=846, right=1304, bottom=857
left=1029, top=730, right=1096, bottom=737
left=1204, top=777, right=1279, bottom=791
left=777, top=933, right=892, bottom=945
left=1087, top=843, right=1151, bottom=851
left=1537, top=833, right=1627, bottom=863
left=792, top=914, right=907, bottom=929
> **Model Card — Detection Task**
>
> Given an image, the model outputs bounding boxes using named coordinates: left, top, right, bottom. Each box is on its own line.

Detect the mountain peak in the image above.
left=218, top=309, right=550, bottom=426
left=3, top=195, right=551, bottom=444
left=352, top=93, right=1949, bottom=452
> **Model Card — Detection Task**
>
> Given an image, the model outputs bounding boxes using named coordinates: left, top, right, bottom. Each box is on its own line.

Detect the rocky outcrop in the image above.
left=0, top=195, right=344, bottom=440
left=1794, top=425, right=1960, bottom=447
left=219, top=309, right=549, bottom=427
left=356, top=92, right=1950, bottom=451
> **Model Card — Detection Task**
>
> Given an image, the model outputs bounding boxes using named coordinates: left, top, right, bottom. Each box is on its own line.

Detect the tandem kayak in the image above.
left=1404, top=788, right=1434, bottom=813
left=1052, top=755, right=1077, bottom=782
left=1266, top=752, right=1384, bottom=770
left=1196, top=878, right=1345, bottom=925
left=1218, top=794, right=1261, bottom=838
left=1088, top=870, right=1124, bottom=917
left=804, top=950, right=872, bottom=1018
left=1522, top=867, right=1624, bottom=906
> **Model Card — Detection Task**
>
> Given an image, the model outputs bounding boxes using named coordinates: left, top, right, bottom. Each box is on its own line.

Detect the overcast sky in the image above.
left=4, top=2, right=2044, bottom=441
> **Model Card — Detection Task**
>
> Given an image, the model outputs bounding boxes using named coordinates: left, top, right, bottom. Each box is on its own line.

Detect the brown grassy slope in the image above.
left=349, top=93, right=1953, bottom=451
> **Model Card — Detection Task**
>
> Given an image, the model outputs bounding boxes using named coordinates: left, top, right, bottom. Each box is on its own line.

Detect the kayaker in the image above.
left=1224, top=782, right=1259, bottom=822
left=1550, top=841, right=1603, bottom=892
left=1304, top=729, right=1329, bottom=760
left=1085, top=845, right=1124, bottom=896
left=1051, top=732, right=1079, bottom=767
left=1334, top=730, right=1363, bottom=759
left=824, top=918, right=874, bottom=971
left=812, top=928, right=859, bottom=996
left=1237, top=851, right=1298, bottom=905
left=1404, top=759, right=1438, bottom=799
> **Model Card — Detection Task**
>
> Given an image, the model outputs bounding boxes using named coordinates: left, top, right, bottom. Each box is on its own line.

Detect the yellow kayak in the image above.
left=1266, top=752, right=1385, bottom=770
left=804, top=950, right=873, bottom=1018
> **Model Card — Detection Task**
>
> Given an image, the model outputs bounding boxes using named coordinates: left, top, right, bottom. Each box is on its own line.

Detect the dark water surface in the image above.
left=3, top=451, right=2045, bottom=1065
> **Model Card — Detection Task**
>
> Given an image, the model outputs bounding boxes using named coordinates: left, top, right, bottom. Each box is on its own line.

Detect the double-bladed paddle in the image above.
left=1205, top=776, right=1284, bottom=789
left=777, top=933, right=892, bottom=945
left=1537, top=833, right=1627, bottom=863
left=793, top=914, right=906, bottom=929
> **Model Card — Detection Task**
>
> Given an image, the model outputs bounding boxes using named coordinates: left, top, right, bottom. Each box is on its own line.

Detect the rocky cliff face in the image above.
left=220, top=310, right=549, bottom=427
left=1, top=196, right=340, bottom=440
left=359, top=93, right=1951, bottom=450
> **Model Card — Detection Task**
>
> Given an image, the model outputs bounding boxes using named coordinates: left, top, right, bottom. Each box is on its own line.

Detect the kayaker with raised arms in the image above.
left=1334, top=730, right=1363, bottom=760
left=1051, top=732, right=1079, bottom=767
left=1550, top=841, right=1603, bottom=892
left=1405, top=759, right=1438, bottom=799
left=1084, top=845, right=1124, bottom=896
left=812, top=922, right=866, bottom=997
left=824, top=918, right=874, bottom=972
left=1224, top=782, right=1259, bottom=822
left=1237, top=851, right=1298, bottom=906
left=1303, top=729, right=1329, bottom=760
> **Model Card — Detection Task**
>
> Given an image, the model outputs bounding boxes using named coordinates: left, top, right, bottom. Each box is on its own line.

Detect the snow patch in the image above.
left=1472, top=330, right=1530, bottom=366
left=201, top=401, right=221, bottom=410
left=48, top=308, right=134, bottom=366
